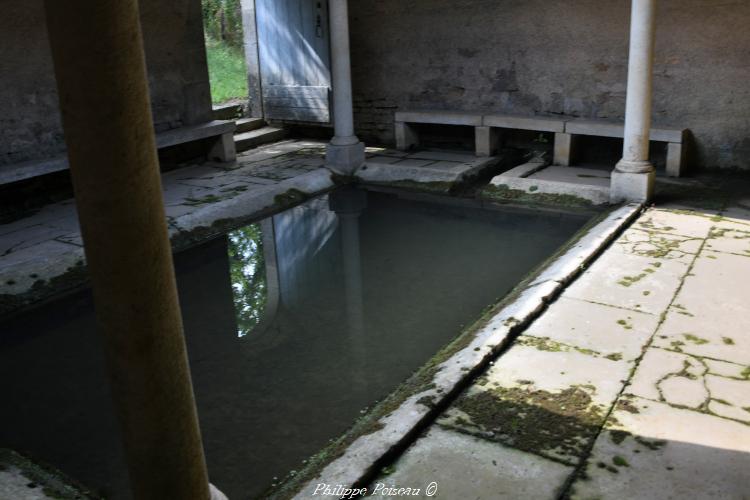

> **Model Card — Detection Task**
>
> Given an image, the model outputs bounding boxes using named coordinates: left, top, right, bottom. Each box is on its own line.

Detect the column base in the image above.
left=326, top=141, right=366, bottom=176
left=610, top=168, right=655, bottom=203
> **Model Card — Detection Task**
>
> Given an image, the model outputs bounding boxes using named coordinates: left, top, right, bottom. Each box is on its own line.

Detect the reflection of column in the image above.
left=329, top=188, right=367, bottom=381
left=326, top=0, right=366, bottom=175
left=611, top=0, right=657, bottom=202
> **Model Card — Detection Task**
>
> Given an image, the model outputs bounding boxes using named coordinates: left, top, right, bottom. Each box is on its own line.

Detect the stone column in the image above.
left=326, top=0, right=366, bottom=175
left=43, top=2, right=220, bottom=499
left=611, top=0, right=657, bottom=203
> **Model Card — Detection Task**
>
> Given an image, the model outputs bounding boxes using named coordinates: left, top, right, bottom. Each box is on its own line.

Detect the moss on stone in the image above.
left=612, top=455, right=629, bottom=467
left=481, top=184, right=595, bottom=209
left=451, top=385, right=606, bottom=463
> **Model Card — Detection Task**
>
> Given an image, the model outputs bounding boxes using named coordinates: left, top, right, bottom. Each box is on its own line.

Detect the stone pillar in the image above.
left=326, top=0, right=366, bottom=175
left=42, top=2, right=219, bottom=499
left=611, top=0, right=657, bottom=203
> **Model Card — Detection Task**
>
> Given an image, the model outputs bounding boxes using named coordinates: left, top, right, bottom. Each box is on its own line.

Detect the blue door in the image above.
left=256, top=0, right=332, bottom=123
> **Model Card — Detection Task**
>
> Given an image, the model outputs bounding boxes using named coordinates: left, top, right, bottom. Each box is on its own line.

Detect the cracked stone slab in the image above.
left=626, top=348, right=707, bottom=409
left=438, top=342, right=631, bottom=464
left=572, top=397, right=750, bottom=500
left=704, top=375, right=750, bottom=423
left=704, top=227, right=750, bottom=257
left=565, top=249, right=688, bottom=315
left=651, top=251, right=750, bottom=365
left=614, top=227, right=703, bottom=264
left=634, top=207, right=716, bottom=239
left=374, top=427, right=572, bottom=500
left=523, top=296, right=657, bottom=362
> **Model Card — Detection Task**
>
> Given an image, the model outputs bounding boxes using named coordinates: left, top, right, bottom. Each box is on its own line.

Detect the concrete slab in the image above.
left=375, top=427, right=572, bottom=500
left=572, top=397, right=750, bottom=500
left=704, top=228, right=750, bottom=257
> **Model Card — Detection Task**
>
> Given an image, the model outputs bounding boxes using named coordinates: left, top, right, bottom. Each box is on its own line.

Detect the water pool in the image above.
left=0, top=189, right=591, bottom=498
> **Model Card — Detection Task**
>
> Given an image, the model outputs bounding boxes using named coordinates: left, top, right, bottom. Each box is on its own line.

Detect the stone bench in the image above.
left=394, top=110, right=565, bottom=158
left=555, top=119, right=686, bottom=177
left=0, top=120, right=237, bottom=185
left=395, top=110, right=688, bottom=177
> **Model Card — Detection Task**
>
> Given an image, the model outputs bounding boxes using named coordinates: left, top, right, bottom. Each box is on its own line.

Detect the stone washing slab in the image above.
left=565, top=119, right=685, bottom=143
left=488, top=173, right=611, bottom=205
left=482, top=114, right=565, bottom=133
left=572, top=397, right=750, bottom=500
left=358, top=154, right=499, bottom=187
left=394, top=110, right=483, bottom=127
left=375, top=427, right=572, bottom=500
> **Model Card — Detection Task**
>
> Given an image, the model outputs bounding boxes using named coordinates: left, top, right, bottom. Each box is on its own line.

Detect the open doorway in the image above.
left=201, top=0, right=248, bottom=107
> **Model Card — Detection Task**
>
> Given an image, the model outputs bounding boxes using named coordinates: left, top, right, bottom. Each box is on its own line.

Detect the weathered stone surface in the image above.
left=572, top=397, right=750, bottom=500
left=523, top=296, right=657, bottom=362
left=439, top=341, right=632, bottom=464
left=565, top=249, right=687, bottom=315
left=376, top=427, right=572, bottom=500
left=651, top=251, right=750, bottom=364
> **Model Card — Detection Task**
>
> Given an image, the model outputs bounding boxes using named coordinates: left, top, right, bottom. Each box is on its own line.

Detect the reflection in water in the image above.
left=0, top=189, right=593, bottom=499
left=228, top=224, right=267, bottom=337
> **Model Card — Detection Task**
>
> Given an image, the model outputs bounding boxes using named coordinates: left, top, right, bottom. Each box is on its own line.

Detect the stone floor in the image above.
left=374, top=201, right=750, bottom=499
left=0, top=139, right=335, bottom=315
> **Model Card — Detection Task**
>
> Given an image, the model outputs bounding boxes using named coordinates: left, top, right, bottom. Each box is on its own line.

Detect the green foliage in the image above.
left=202, top=0, right=244, bottom=49
left=205, top=36, right=248, bottom=104
left=228, top=224, right=268, bottom=337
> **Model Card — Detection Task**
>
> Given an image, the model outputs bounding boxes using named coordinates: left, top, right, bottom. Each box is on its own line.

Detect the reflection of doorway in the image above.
left=250, top=0, right=332, bottom=123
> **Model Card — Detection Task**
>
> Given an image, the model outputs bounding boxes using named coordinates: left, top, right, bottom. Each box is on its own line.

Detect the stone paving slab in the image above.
left=651, top=251, right=750, bottom=365
left=437, top=341, right=632, bottom=465
left=564, top=249, right=687, bottom=315
left=522, top=296, right=657, bottom=362
left=572, top=397, right=750, bottom=500
left=376, top=427, right=572, bottom=500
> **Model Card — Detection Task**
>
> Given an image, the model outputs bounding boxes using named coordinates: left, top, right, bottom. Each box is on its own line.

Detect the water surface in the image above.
left=0, top=189, right=590, bottom=498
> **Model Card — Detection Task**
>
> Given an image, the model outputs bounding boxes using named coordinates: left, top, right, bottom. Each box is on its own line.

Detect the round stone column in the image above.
left=326, top=0, right=366, bottom=175
left=43, top=1, right=219, bottom=498
left=611, top=0, right=657, bottom=202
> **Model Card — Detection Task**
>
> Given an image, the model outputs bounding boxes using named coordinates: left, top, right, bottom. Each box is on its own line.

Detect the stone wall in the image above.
left=349, top=0, right=750, bottom=170
left=0, top=0, right=212, bottom=167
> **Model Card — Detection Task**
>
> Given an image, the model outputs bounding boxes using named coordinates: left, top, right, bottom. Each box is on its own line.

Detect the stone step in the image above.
left=235, top=126, right=288, bottom=152
left=235, top=117, right=266, bottom=134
